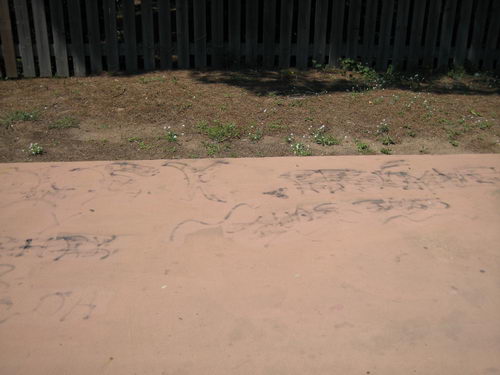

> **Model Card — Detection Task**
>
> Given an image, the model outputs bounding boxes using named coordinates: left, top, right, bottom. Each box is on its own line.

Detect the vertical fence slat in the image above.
left=296, top=0, right=311, bottom=69
left=245, top=0, right=258, bottom=66
left=453, top=0, right=473, bottom=67
left=313, top=0, right=329, bottom=64
left=68, top=0, right=85, bottom=76
left=159, top=0, right=173, bottom=69
left=0, top=0, right=17, bottom=78
left=193, top=0, right=207, bottom=68
left=31, top=0, right=52, bottom=77
left=49, top=0, right=69, bottom=77
left=467, top=0, right=490, bottom=68
left=375, top=0, right=395, bottom=70
left=263, top=0, right=277, bottom=68
left=142, top=0, right=155, bottom=70
left=176, top=0, right=190, bottom=69
left=228, top=0, right=241, bottom=67
left=13, top=0, right=36, bottom=77
left=329, top=0, right=346, bottom=66
left=123, top=0, right=137, bottom=73
left=103, top=0, right=119, bottom=72
left=392, top=0, right=411, bottom=70
left=437, top=0, right=458, bottom=70
left=211, top=0, right=224, bottom=68
left=422, top=0, right=442, bottom=69
left=407, top=0, right=426, bottom=70
left=85, top=0, right=102, bottom=73
left=279, top=0, right=294, bottom=68
left=360, top=0, right=378, bottom=66
left=483, top=0, right=500, bottom=70
left=346, top=0, right=362, bottom=59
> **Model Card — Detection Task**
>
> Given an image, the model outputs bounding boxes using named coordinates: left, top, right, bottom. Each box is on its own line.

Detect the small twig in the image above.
left=112, top=88, right=126, bottom=98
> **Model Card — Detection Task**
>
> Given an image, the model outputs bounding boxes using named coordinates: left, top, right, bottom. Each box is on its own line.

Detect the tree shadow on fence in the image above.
left=188, top=69, right=500, bottom=97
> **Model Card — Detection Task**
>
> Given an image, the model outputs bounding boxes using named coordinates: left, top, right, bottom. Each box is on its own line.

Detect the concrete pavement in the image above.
left=1, top=154, right=500, bottom=374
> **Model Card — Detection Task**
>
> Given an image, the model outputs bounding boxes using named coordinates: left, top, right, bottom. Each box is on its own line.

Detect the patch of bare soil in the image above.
left=1, top=69, right=499, bottom=162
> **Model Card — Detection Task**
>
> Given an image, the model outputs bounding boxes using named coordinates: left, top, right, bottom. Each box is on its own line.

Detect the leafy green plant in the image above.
left=203, top=142, right=222, bottom=157
left=248, top=130, right=263, bottom=142
left=197, top=120, right=240, bottom=142
left=312, top=125, right=340, bottom=146
left=291, top=142, right=312, bottom=156
left=377, top=119, right=390, bottom=134
left=356, top=141, right=373, bottom=154
left=27, top=143, right=44, bottom=155
left=49, top=116, right=79, bottom=129
left=2, top=110, right=39, bottom=128
left=165, top=131, right=178, bottom=142
left=380, top=148, right=392, bottom=155
left=447, top=66, right=466, bottom=80
left=380, top=135, right=396, bottom=145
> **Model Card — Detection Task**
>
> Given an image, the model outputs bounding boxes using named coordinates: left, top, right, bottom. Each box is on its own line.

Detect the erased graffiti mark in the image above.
left=0, top=234, right=118, bottom=261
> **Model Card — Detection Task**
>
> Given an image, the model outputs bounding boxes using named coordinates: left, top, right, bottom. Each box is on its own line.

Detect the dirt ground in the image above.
left=1, top=68, right=499, bottom=162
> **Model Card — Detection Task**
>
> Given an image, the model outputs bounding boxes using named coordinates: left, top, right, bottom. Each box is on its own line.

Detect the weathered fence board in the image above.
left=346, top=0, right=362, bottom=59
left=193, top=0, right=207, bottom=68
left=360, top=0, right=378, bottom=66
left=0, top=0, right=16, bottom=77
left=422, top=0, right=442, bottom=69
left=376, top=0, right=395, bottom=70
left=1, top=0, right=499, bottom=78
left=228, top=0, right=241, bottom=67
left=296, top=0, right=312, bottom=69
left=49, top=0, right=69, bottom=77
left=176, top=0, right=190, bottom=69
left=467, top=0, right=490, bottom=66
left=86, top=0, right=103, bottom=74
left=437, top=0, right=458, bottom=70
left=279, top=0, right=294, bottom=68
left=392, top=0, right=411, bottom=70
left=313, top=0, right=329, bottom=65
left=407, top=0, right=427, bottom=70
left=13, top=0, right=35, bottom=77
left=142, top=0, right=155, bottom=71
left=31, top=0, right=52, bottom=77
left=454, top=0, right=474, bottom=67
left=483, top=0, right=500, bottom=70
left=211, top=0, right=224, bottom=68
left=68, top=0, right=86, bottom=77
left=123, top=0, right=138, bottom=73
left=328, top=0, right=346, bottom=67
left=245, top=0, right=259, bottom=66
left=103, top=0, right=119, bottom=72
left=263, top=0, right=277, bottom=68
left=158, top=0, right=173, bottom=69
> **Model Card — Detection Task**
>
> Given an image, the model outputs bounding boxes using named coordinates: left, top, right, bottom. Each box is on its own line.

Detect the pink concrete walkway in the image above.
left=1, top=154, right=500, bottom=374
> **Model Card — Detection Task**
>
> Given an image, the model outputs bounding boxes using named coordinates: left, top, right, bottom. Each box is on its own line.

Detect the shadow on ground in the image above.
left=188, top=69, right=500, bottom=97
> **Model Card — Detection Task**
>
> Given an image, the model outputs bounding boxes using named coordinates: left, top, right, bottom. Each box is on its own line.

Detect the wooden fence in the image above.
left=1, top=0, right=499, bottom=78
